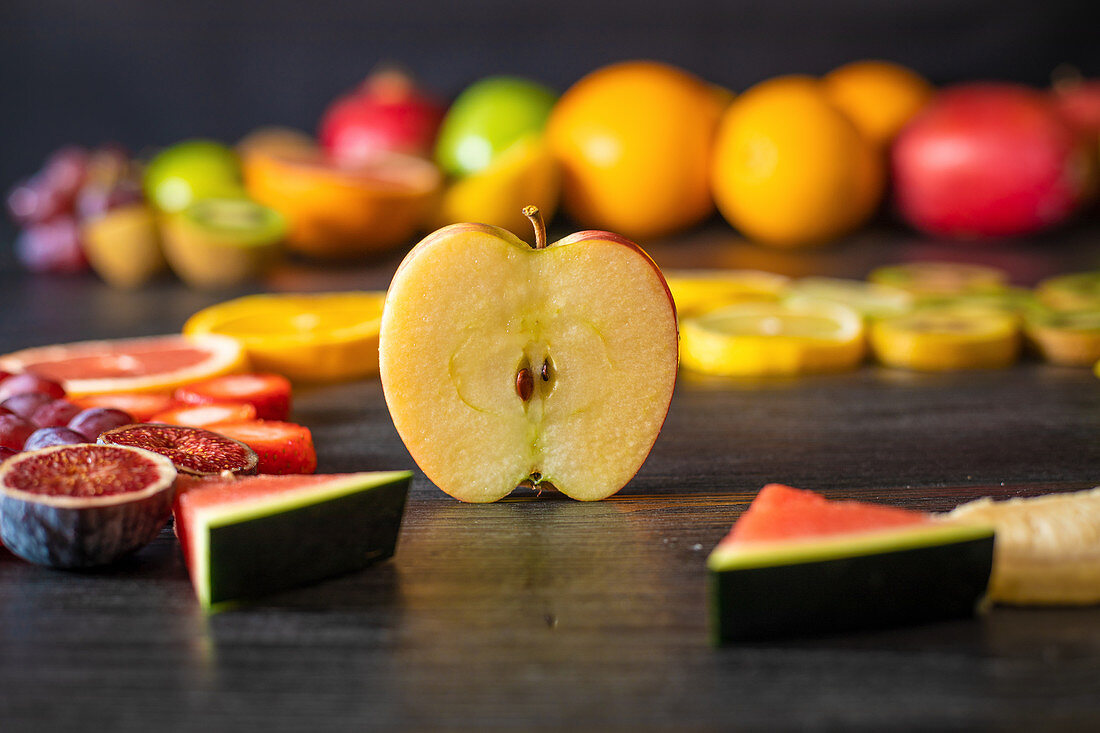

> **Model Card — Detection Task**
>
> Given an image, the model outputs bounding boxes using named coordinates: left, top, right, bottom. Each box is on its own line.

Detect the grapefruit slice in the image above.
left=708, top=484, right=994, bottom=642
left=946, top=487, right=1100, bottom=605
left=0, top=335, right=246, bottom=396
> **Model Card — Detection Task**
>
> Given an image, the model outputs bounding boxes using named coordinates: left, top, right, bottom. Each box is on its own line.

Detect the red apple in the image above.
left=319, top=68, right=446, bottom=164
left=892, top=83, right=1090, bottom=239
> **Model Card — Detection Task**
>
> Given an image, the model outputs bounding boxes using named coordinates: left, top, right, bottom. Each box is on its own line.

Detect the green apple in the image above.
left=434, top=76, right=557, bottom=178
left=144, top=139, right=245, bottom=213
left=379, top=207, right=679, bottom=503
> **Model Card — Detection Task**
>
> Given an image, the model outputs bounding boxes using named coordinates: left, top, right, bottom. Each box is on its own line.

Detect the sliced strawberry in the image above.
left=72, top=392, right=177, bottom=422
left=210, top=420, right=316, bottom=475
left=150, top=401, right=258, bottom=428
left=174, top=373, right=292, bottom=421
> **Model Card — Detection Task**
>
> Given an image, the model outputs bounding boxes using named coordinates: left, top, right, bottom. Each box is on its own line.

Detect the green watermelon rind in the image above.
left=185, top=470, right=412, bottom=610
left=707, top=520, right=996, bottom=644
left=707, top=521, right=994, bottom=572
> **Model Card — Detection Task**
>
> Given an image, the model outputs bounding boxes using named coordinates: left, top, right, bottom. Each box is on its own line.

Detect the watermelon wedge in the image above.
left=708, top=484, right=995, bottom=643
left=174, top=471, right=411, bottom=610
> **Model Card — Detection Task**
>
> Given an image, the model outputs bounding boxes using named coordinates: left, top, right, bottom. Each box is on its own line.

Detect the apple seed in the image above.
left=515, top=367, right=534, bottom=401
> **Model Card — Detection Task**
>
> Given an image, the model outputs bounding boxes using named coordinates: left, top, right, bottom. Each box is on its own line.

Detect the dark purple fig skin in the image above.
left=0, top=445, right=177, bottom=568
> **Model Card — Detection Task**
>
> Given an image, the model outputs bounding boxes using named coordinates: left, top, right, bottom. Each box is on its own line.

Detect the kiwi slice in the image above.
left=162, top=198, right=285, bottom=289
left=868, top=262, right=1009, bottom=297
left=1024, top=306, right=1100, bottom=367
left=1036, top=270, right=1100, bottom=311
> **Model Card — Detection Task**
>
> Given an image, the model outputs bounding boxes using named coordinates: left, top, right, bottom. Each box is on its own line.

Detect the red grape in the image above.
left=15, top=216, right=88, bottom=274
left=0, top=392, right=54, bottom=420
left=41, top=146, right=89, bottom=205
left=75, top=179, right=144, bottom=222
left=0, top=374, right=66, bottom=402
left=0, top=414, right=35, bottom=451
left=23, top=426, right=88, bottom=451
left=29, top=399, right=82, bottom=428
left=6, top=175, right=68, bottom=226
left=68, top=407, right=134, bottom=441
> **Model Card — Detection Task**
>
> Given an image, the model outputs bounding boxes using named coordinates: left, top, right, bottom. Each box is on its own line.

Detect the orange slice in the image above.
left=869, top=305, right=1020, bottom=371
left=182, top=292, right=386, bottom=382
left=0, top=334, right=246, bottom=396
left=680, top=301, right=865, bottom=376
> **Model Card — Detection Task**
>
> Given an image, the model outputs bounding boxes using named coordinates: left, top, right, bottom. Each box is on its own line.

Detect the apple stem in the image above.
left=523, top=205, right=547, bottom=249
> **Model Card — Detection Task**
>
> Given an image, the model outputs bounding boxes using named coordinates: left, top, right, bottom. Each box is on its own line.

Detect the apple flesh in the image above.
left=379, top=208, right=678, bottom=502
left=892, top=83, right=1089, bottom=239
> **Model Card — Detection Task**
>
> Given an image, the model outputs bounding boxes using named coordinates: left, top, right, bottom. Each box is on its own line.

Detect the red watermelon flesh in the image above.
left=721, top=484, right=931, bottom=547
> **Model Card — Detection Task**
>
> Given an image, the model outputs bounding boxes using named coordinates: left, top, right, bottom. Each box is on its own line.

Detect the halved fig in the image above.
left=98, top=423, right=258, bottom=476
left=0, top=444, right=177, bottom=568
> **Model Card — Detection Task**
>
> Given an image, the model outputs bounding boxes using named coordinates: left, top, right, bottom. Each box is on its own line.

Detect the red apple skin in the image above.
left=319, top=70, right=446, bottom=164
left=892, top=83, right=1089, bottom=239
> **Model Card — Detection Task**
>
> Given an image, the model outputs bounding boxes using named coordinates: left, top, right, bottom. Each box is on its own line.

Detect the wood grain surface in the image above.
left=0, top=224, right=1098, bottom=731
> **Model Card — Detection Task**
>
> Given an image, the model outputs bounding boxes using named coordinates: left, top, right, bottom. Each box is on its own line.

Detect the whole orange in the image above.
left=710, top=75, right=884, bottom=248
left=822, top=60, right=934, bottom=148
left=547, top=61, right=727, bottom=241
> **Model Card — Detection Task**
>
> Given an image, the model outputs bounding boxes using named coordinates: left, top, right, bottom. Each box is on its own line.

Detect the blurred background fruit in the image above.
left=243, top=145, right=440, bottom=259
left=434, top=76, right=557, bottom=178
left=81, top=204, right=166, bottom=288
left=160, top=197, right=285, bottom=288
left=547, top=60, right=726, bottom=240
left=822, top=60, right=935, bottom=149
left=431, top=75, right=560, bottom=236
left=892, top=83, right=1090, bottom=238
left=143, top=140, right=245, bottom=214
left=320, top=67, right=446, bottom=164
left=429, top=136, right=559, bottom=239
left=711, top=75, right=883, bottom=247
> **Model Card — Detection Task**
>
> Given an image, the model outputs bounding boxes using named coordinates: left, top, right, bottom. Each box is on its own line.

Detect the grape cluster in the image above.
left=5, top=145, right=144, bottom=274
left=0, top=370, right=135, bottom=457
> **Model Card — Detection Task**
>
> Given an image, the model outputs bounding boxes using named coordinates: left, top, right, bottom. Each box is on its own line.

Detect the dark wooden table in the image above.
left=1, top=223, right=1098, bottom=731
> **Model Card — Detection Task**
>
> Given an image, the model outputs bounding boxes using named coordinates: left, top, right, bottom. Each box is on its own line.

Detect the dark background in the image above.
left=2, top=0, right=1099, bottom=191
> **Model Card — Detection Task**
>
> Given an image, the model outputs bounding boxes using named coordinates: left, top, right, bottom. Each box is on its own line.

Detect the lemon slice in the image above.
left=1036, top=270, right=1100, bottom=311
left=869, top=305, right=1020, bottom=371
left=680, top=301, right=865, bottom=376
left=663, top=269, right=790, bottom=319
left=945, top=488, right=1100, bottom=605
left=869, top=262, right=1009, bottom=297
left=1024, top=307, right=1100, bottom=367
left=183, top=291, right=387, bottom=382
left=784, top=277, right=913, bottom=319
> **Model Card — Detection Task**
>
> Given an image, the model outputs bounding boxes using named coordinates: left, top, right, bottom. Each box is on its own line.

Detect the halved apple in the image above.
left=379, top=207, right=678, bottom=502
left=243, top=146, right=440, bottom=259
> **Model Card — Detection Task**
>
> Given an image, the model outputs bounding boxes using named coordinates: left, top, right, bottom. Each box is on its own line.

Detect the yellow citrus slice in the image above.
left=784, top=276, right=913, bottom=319
left=0, top=334, right=246, bottom=396
left=945, top=487, right=1100, bottom=605
left=663, top=269, right=790, bottom=319
left=183, top=292, right=387, bottom=382
left=868, top=262, right=1009, bottom=297
left=869, top=305, right=1020, bottom=371
left=1035, top=270, right=1100, bottom=311
left=1024, top=307, right=1100, bottom=367
left=680, top=300, right=865, bottom=376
